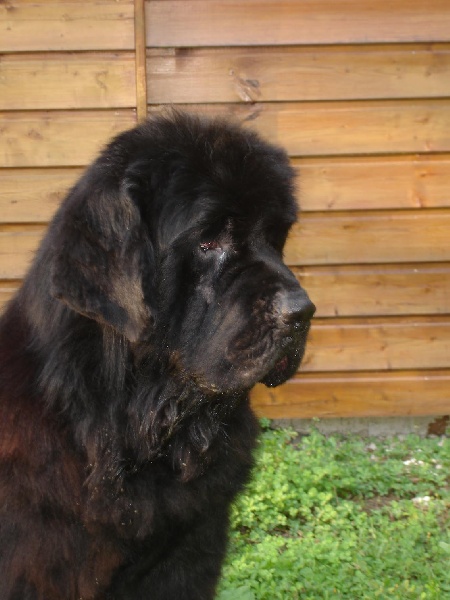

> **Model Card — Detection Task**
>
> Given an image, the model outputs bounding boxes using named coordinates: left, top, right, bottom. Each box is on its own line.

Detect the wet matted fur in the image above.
left=0, top=112, right=314, bottom=599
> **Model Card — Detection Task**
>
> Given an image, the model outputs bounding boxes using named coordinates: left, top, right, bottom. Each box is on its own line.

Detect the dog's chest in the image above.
left=86, top=431, right=254, bottom=539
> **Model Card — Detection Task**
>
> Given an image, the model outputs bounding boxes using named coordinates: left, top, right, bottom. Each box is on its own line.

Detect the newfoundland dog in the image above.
left=0, top=112, right=314, bottom=599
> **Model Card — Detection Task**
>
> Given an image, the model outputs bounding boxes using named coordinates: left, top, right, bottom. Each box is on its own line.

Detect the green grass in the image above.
left=217, top=421, right=450, bottom=600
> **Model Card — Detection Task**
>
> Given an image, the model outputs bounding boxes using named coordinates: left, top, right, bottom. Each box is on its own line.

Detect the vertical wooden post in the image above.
left=134, top=0, right=148, bottom=122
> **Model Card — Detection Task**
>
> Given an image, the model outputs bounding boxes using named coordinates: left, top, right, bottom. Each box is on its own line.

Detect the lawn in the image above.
left=217, top=420, right=450, bottom=600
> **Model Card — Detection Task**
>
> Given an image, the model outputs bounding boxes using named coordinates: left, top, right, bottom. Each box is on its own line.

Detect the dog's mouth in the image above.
left=259, top=326, right=310, bottom=388
left=274, top=355, right=289, bottom=372
left=181, top=319, right=311, bottom=394
left=260, top=354, right=295, bottom=388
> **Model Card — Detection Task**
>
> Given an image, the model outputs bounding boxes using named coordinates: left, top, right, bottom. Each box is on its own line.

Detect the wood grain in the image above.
left=2, top=0, right=449, bottom=425
left=0, top=225, right=46, bottom=279
left=303, top=316, right=450, bottom=372
left=134, top=0, right=148, bottom=121
left=146, top=0, right=450, bottom=47
left=2, top=156, right=448, bottom=222
left=286, top=209, right=450, bottom=265
left=1, top=258, right=448, bottom=322
left=295, top=155, right=450, bottom=211
left=295, top=263, right=450, bottom=317
left=148, top=100, right=450, bottom=157
left=0, top=53, right=136, bottom=110
left=2, top=208, right=449, bottom=277
left=251, top=370, right=450, bottom=418
left=0, top=111, right=136, bottom=167
left=0, top=168, right=82, bottom=223
left=0, top=280, right=20, bottom=311
left=0, top=1, right=134, bottom=52
left=147, top=44, right=450, bottom=104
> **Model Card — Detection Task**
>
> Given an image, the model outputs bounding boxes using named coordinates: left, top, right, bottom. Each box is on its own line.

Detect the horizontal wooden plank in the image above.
left=147, top=44, right=450, bottom=104
left=0, top=1, right=134, bottom=52
left=2, top=208, right=450, bottom=277
left=0, top=280, right=21, bottom=312
left=3, top=101, right=449, bottom=169
left=295, top=154, right=450, bottom=211
left=0, top=53, right=136, bottom=110
left=0, top=226, right=46, bottom=279
left=1, top=260, right=449, bottom=320
left=296, top=263, right=450, bottom=317
left=3, top=262, right=448, bottom=319
left=2, top=155, right=449, bottom=224
left=287, top=208, right=450, bottom=265
left=0, top=168, right=81, bottom=223
left=303, top=316, right=450, bottom=372
left=148, top=100, right=450, bottom=157
left=0, top=111, right=136, bottom=167
left=146, top=0, right=450, bottom=47
left=251, top=370, right=450, bottom=418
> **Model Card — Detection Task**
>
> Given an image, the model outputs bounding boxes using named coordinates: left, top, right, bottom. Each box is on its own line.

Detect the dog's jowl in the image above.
left=0, top=112, right=314, bottom=600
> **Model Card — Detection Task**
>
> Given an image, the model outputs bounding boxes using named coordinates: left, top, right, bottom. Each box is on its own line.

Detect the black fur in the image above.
left=0, top=112, right=314, bottom=599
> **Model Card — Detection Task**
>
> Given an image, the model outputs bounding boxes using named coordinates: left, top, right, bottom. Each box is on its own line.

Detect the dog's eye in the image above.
left=199, top=241, right=221, bottom=253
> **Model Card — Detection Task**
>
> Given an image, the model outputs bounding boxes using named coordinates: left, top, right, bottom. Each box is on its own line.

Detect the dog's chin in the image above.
left=185, top=335, right=308, bottom=394
left=259, top=354, right=298, bottom=387
left=259, top=340, right=307, bottom=388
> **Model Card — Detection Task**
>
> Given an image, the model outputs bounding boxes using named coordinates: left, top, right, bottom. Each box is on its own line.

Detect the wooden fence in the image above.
left=1, top=0, right=449, bottom=419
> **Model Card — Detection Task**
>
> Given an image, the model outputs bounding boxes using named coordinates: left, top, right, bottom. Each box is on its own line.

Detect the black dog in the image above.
left=0, top=112, right=314, bottom=599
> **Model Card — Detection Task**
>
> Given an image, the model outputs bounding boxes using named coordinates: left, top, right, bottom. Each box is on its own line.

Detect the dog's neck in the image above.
left=15, top=290, right=248, bottom=487
left=83, top=370, right=248, bottom=488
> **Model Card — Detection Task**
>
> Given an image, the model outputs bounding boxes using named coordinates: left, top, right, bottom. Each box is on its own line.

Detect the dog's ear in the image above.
left=50, top=173, right=153, bottom=342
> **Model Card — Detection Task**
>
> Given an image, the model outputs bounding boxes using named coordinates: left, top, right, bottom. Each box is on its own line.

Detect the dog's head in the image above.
left=51, top=112, right=314, bottom=393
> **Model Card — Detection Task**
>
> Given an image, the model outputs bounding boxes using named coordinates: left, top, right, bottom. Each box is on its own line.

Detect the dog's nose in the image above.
left=280, top=289, right=316, bottom=324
